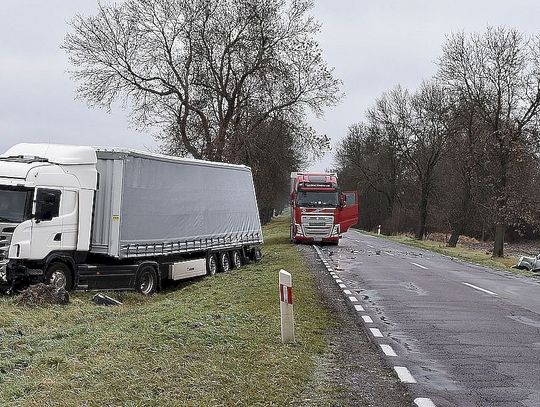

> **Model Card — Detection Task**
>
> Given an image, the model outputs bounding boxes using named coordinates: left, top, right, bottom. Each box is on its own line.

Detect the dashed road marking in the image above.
left=394, top=366, right=417, bottom=383
left=343, top=289, right=352, bottom=295
left=370, top=328, right=383, bottom=338
left=361, top=315, right=373, bottom=323
left=328, top=268, right=334, bottom=272
left=335, top=279, right=342, bottom=283
left=463, top=282, right=497, bottom=296
left=367, top=244, right=375, bottom=248
left=414, top=397, right=436, bottom=407
left=411, top=262, right=428, bottom=270
left=332, top=275, right=339, bottom=279
left=380, top=344, right=397, bottom=356
left=354, top=304, right=365, bottom=312
left=348, top=296, right=358, bottom=302
left=339, top=284, right=346, bottom=288
left=384, top=251, right=395, bottom=256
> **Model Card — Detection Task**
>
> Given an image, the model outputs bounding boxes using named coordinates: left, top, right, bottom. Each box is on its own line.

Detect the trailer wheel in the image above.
left=136, top=265, right=157, bottom=295
left=45, top=262, right=73, bottom=290
left=207, top=254, right=218, bottom=276
left=231, top=250, right=242, bottom=269
left=253, top=248, right=262, bottom=262
left=218, top=252, right=231, bottom=272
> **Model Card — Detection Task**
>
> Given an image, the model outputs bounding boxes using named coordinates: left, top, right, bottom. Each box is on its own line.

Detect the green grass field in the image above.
left=0, top=217, right=332, bottom=406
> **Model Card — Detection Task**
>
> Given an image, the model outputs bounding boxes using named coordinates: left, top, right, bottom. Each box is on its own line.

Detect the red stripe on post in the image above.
left=280, top=284, right=285, bottom=302
left=287, top=286, right=293, bottom=304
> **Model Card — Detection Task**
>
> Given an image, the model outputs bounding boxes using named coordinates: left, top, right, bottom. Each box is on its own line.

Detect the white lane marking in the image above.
left=384, top=251, right=395, bottom=256
left=362, top=315, right=373, bottom=323
left=414, top=398, right=436, bottom=407
left=367, top=244, right=375, bottom=248
left=339, top=284, right=346, bottom=288
left=380, top=344, right=397, bottom=356
left=332, top=275, right=339, bottom=279
left=335, top=279, right=342, bottom=283
left=348, top=296, right=358, bottom=302
left=354, top=304, right=365, bottom=311
left=370, top=328, right=383, bottom=337
left=328, top=268, right=334, bottom=272
left=463, top=282, right=497, bottom=296
left=343, top=289, right=352, bottom=295
left=394, top=366, right=417, bottom=383
left=411, top=262, right=428, bottom=270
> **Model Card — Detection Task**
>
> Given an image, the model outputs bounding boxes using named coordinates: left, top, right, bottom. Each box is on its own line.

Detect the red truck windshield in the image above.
left=296, top=191, right=339, bottom=208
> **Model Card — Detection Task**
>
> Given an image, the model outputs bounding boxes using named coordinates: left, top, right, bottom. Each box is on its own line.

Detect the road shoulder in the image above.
left=297, top=244, right=413, bottom=406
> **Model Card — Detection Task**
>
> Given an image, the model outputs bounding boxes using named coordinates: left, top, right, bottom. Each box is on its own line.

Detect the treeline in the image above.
left=63, top=0, right=340, bottom=226
left=336, top=27, right=540, bottom=257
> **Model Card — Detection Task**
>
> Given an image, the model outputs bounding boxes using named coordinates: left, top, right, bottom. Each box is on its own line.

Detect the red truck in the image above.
left=290, top=172, right=358, bottom=244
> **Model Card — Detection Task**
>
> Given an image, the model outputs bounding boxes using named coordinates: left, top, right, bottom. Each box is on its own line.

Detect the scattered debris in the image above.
left=514, top=255, right=540, bottom=272
left=16, top=283, right=69, bottom=306
left=375, top=250, right=381, bottom=255
left=92, top=293, right=122, bottom=306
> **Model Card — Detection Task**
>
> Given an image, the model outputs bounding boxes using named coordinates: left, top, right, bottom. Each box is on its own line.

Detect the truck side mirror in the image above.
left=339, top=194, right=346, bottom=208
left=35, top=189, right=61, bottom=222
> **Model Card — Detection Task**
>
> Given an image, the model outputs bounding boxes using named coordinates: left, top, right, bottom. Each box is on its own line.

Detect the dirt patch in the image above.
left=297, top=245, right=412, bottom=407
left=16, top=283, right=69, bottom=306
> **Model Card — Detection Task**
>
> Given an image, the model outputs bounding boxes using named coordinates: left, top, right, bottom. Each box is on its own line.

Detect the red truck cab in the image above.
left=290, top=172, right=358, bottom=245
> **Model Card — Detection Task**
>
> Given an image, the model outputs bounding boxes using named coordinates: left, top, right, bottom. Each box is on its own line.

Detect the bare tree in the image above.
left=63, top=0, right=341, bottom=162
left=368, top=82, right=451, bottom=239
left=438, top=26, right=540, bottom=256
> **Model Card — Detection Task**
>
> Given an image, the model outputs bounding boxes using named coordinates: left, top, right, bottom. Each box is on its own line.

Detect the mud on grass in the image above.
left=0, top=217, right=331, bottom=406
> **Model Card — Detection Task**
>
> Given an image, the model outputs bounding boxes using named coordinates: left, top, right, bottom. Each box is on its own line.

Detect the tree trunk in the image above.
left=415, top=189, right=429, bottom=240
left=493, top=223, right=505, bottom=257
left=447, top=229, right=460, bottom=247
left=448, top=178, right=472, bottom=248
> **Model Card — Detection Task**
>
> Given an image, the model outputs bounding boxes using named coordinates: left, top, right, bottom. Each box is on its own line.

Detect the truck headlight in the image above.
left=295, top=224, right=304, bottom=236
left=331, top=224, right=340, bottom=236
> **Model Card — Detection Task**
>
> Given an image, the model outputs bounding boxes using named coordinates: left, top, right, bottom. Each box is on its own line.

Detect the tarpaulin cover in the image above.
left=91, top=150, right=262, bottom=258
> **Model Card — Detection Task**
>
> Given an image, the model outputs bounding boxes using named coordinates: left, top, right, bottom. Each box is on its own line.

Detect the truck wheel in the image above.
left=218, top=252, right=231, bottom=272
left=136, top=265, right=157, bottom=295
left=45, top=262, right=73, bottom=290
left=207, top=254, right=218, bottom=276
left=231, top=250, right=242, bottom=269
left=252, top=248, right=262, bottom=262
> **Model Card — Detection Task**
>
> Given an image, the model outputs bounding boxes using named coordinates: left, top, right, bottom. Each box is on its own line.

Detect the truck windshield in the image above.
left=296, top=191, right=339, bottom=207
left=0, top=187, right=34, bottom=223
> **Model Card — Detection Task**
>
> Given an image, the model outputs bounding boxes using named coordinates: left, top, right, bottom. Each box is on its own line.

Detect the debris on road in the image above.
left=16, top=283, right=69, bottom=306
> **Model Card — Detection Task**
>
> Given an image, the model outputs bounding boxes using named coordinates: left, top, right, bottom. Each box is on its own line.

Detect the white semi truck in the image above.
left=0, top=144, right=263, bottom=294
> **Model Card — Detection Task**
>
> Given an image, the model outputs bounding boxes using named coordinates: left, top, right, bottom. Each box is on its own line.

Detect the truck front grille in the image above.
left=0, top=226, right=14, bottom=260
left=301, top=215, right=334, bottom=237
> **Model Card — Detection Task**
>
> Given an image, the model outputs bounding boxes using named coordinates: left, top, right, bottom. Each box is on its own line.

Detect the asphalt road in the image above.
left=318, top=229, right=540, bottom=407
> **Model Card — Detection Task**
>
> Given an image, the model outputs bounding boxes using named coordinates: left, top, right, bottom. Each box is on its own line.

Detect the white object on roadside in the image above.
left=279, top=269, right=295, bottom=343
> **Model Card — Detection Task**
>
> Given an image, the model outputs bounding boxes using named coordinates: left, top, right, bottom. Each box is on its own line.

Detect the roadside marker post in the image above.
left=279, top=269, right=295, bottom=344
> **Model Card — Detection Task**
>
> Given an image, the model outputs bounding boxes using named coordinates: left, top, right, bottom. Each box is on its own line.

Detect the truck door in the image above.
left=339, top=191, right=358, bottom=233
left=30, top=188, right=63, bottom=260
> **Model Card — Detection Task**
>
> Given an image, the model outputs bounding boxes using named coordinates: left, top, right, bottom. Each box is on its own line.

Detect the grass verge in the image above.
left=365, top=231, right=537, bottom=278
left=0, top=217, right=332, bottom=406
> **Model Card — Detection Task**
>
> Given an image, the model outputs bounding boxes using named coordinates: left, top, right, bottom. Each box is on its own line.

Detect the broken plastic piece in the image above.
left=92, top=293, right=122, bottom=306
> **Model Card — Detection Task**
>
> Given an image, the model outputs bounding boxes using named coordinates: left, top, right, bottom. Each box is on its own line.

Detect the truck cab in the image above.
left=0, top=144, right=97, bottom=291
left=290, top=172, right=358, bottom=245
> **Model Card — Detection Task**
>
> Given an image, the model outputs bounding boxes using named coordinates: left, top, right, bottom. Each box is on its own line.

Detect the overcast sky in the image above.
left=1, top=1, right=540, bottom=170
